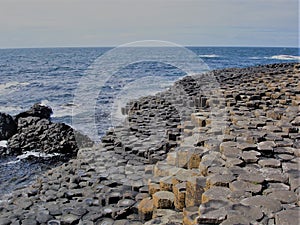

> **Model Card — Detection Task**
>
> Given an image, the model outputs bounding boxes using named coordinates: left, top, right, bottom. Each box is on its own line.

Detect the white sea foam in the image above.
left=198, top=54, right=220, bottom=58
left=265, top=55, right=300, bottom=60
left=0, top=81, right=30, bottom=95
left=4, top=151, right=60, bottom=165
left=0, top=140, right=7, bottom=148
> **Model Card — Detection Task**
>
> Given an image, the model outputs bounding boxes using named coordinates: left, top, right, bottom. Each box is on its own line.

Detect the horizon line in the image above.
left=0, top=45, right=299, bottom=50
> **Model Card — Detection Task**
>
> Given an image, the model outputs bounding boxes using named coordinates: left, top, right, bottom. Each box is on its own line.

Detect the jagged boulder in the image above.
left=7, top=116, right=92, bottom=156
left=2, top=103, right=93, bottom=157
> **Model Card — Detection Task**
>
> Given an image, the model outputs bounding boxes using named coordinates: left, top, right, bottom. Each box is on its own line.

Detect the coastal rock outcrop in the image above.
left=1, top=103, right=93, bottom=157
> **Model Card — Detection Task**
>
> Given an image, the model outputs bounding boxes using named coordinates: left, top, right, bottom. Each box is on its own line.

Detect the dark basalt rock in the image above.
left=1, top=104, right=93, bottom=157
left=7, top=116, right=92, bottom=156
left=0, top=112, right=17, bottom=140
left=14, top=103, right=53, bottom=122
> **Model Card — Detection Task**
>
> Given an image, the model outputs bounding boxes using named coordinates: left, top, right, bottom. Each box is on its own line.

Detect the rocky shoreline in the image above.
left=0, top=63, right=299, bottom=225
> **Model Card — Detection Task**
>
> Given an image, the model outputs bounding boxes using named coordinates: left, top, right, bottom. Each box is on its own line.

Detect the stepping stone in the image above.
left=240, top=150, right=260, bottom=163
left=153, top=191, right=175, bottom=209
left=206, top=174, right=235, bottom=188
left=220, top=215, right=252, bottom=225
left=268, top=190, right=297, bottom=204
left=197, top=200, right=230, bottom=224
left=241, top=196, right=282, bottom=214
left=238, top=172, right=265, bottom=184
left=227, top=203, right=263, bottom=221
left=257, top=141, right=276, bottom=153
left=229, top=180, right=262, bottom=194
left=258, top=158, right=281, bottom=168
left=260, top=167, right=288, bottom=183
left=201, top=187, right=231, bottom=204
left=275, top=208, right=300, bottom=225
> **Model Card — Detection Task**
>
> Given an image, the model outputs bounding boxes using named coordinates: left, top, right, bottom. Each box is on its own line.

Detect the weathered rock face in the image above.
left=0, top=113, right=17, bottom=140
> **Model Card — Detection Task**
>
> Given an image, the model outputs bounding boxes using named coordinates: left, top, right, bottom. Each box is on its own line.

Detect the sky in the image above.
left=0, top=0, right=298, bottom=48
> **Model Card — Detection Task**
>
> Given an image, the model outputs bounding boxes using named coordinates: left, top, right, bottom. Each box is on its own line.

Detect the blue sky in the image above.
left=0, top=0, right=298, bottom=48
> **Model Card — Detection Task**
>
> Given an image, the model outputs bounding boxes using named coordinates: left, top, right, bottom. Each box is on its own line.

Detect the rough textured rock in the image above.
left=15, top=103, right=53, bottom=121
left=0, top=112, right=17, bottom=140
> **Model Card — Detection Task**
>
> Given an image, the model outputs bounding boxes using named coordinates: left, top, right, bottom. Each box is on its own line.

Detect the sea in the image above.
left=0, top=46, right=299, bottom=197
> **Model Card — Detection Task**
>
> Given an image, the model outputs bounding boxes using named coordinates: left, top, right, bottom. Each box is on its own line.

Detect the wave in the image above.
left=198, top=54, right=221, bottom=58
left=0, top=81, right=30, bottom=95
left=265, top=55, right=300, bottom=60
left=3, top=151, right=60, bottom=165
left=249, top=56, right=261, bottom=60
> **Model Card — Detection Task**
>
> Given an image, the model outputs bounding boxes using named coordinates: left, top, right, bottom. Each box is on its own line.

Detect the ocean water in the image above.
left=0, top=46, right=299, bottom=196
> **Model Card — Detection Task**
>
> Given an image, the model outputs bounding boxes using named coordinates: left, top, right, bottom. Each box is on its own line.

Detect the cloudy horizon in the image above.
left=0, top=0, right=298, bottom=48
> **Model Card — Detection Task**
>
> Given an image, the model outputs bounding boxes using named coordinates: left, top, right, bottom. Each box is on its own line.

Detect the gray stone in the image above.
left=0, top=218, right=11, bottom=225
left=36, top=210, right=53, bottom=224
left=227, top=203, right=264, bottom=221
left=95, top=218, right=115, bottom=225
left=206, top=174, right=235, bottom=188
left=258, top=158, right=281, bottom=168
left=257, top=141, right=276, bottom=153
left=229, top=180, right=262, bottom=194
left=268, top=190, right=297, bottom=204
left=202, top=187, right=231, bottom=203
left=60, top=213, right=80, bottom=225
left=240, top=150, right=260, bottom=163
left=241, top=196, right=282, bottom=214
left=275, top=209, right=300, bottom=225
left=21, top=218, right=37, bottom=225
left=220, top=215, right=251, bottom=225
left=238, top=172, right=265, bottom=184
